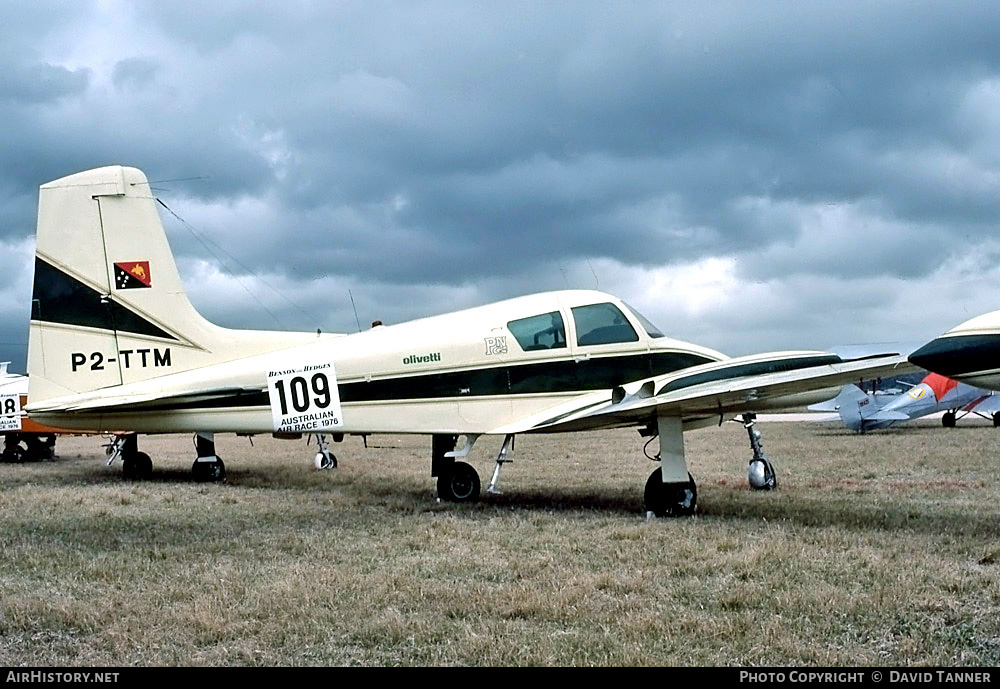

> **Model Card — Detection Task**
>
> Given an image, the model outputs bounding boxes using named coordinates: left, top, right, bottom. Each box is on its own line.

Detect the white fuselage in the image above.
left=28, top=290, right=726, bottom=435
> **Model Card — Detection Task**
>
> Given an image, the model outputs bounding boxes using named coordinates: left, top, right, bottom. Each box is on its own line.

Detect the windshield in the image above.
left=571, top=303, right=639, bottom=346
left=623, top=302, right=665, bottom=338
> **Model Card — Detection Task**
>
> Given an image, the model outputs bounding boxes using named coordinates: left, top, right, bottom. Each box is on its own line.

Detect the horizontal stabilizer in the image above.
left=869, top=410, right=911, bottom=421
left=27, top=385, right=266, bottom=414
left=808, top=384, right=866, bottom=412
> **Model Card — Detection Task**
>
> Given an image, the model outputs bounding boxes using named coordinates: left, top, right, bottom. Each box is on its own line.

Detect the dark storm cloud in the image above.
left=0, top=62, right=90, bottom=105
left=2, top=1, right=1000, bottom=367
left=111, top=57, right=160, bottom=91
left=155, top=1, right=998, bottom=285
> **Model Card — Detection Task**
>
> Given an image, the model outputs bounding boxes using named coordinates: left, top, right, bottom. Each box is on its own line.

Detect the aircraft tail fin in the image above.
left=28, top=166, right=316, bottom=405
left=820, top=384, right=877, bottom=431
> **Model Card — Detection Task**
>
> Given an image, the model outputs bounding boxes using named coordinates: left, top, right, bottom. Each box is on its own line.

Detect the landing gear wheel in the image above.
left=942, top=411, right=957, bottom=428
left=314, top=450, right=337, bottom=470
left=994, top=412, right=1000, bottom=428
left=2, top=440, right=27, bottom=463
left=644, top=469, right=697, bottom=517
left=437, top=461, right=481, bottom=503
left=192, top=457, right=226, bottom=482
left=122, top=452, right=153, bottom=480
left=24, top=435, right=55, bottom=461
left=748, top=457, right=778, bottom=490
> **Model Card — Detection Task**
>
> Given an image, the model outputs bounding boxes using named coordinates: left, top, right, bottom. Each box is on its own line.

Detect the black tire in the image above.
left=993, top=413, right=1000, bottom=428
left=942, top=411, right=957, bottom=428
left=24, top=435, right=55, bottom=461
left=2, top=441, right=27, bottom=463
left=437, top=461, right=481, bottom=502
left=123, top=452, right=153, bottom=480
left=644, top=469, right=697, bottom=517
left=192, top=457, right=226, bottom=482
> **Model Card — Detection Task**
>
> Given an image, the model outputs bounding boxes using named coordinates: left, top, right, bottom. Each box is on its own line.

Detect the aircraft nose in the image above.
left=909, top=334, right=1000, bottom=378
left=908, top=337, right=955, bottom=374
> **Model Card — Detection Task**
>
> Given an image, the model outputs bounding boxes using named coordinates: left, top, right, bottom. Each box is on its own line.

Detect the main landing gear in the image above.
left=425, top=416, right=778, bottom=517
left=942, top=409, right=1000, bottom=427
left=107, top=432, right=226, bottom=481
left=2, top=433, right=56, bottom=463
left=431, top=433, right=516, bottom=502
left=192, top=432, right=225, bottom=481
left=643, top=416, right=698, bottom=517
left=106, top=434, right=152, bottom=480
left=431, top=433, right=483, bottom=502
left=438, top=461, right=481, bottom=502
left=642, top=413, right=778, bottom=517
left=644, top=469, right=697, bottom=518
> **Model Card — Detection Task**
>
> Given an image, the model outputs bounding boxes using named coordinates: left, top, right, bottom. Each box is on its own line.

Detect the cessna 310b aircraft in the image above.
left=27, top=166, right=917, bottom=516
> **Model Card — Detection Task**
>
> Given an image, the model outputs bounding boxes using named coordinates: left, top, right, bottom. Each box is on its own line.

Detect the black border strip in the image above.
left=31, top=257, right=178, bottom=342
left=69, top=351, right=717, bottom=413
left=656, top=354, right=843, bottom=395
left=909, top=334, right=1000, bottom=378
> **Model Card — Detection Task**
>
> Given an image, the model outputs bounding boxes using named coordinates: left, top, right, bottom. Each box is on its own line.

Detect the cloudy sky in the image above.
left=4, top=1, right=1000, bottom=371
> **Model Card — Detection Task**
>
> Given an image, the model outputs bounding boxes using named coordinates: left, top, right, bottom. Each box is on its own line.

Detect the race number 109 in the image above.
left=266, top=364, right=344, bottom=433
left=271, top=372, right=332, bottom=416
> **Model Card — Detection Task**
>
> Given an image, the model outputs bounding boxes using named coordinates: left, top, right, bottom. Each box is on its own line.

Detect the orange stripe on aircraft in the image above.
left=17, top=395, right=96, bottom=434
left=923, top=372, right=959, bottom=401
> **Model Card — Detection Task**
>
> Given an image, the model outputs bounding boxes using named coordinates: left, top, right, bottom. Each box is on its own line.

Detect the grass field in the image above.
left=1, top=419, right=999, bottom=666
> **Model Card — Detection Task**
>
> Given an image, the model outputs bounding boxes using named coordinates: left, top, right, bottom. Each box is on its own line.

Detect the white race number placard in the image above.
left=266, top=363, right=343, bottom=433
left=0, top=394, right=22, bottom=431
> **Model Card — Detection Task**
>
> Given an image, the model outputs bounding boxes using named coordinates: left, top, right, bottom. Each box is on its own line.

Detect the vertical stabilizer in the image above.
left=822, top=384, right=876, bottom=431
left=28, top=166, right=316, bottom=405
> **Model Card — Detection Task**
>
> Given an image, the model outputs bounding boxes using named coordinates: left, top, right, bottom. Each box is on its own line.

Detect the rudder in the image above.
left=28, top=166, right=316, bottom=405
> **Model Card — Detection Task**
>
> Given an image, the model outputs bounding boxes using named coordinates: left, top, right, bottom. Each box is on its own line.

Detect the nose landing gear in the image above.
left=743, top=413, right=777, bottom=490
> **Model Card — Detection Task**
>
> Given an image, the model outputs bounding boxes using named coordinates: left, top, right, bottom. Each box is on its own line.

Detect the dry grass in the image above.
left=1, top=419, right=999, bottom=666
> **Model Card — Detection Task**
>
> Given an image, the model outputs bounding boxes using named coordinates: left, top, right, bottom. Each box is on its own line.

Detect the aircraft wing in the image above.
left=489, top=350, right=917, bottom=434
left=966, top=394, right=1000, bottom=415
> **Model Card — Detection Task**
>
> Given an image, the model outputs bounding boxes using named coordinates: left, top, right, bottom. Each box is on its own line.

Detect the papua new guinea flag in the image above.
left=114, top=261, right=152, bottom=289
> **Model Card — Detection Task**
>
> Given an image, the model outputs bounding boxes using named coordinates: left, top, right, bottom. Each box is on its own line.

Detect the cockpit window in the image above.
left=623, top=302, right=665, bottom=338
left=572, top=303, right=639, bottom=346
left=507, top=311, right=567, bottom=351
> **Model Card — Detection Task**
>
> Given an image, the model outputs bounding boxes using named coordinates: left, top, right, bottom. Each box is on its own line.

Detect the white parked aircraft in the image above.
left=26, top=166, right=916, bottom=516
left=0, top=363, right=63, bottom=462
left=910, top=311, right=1000, bottom=392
